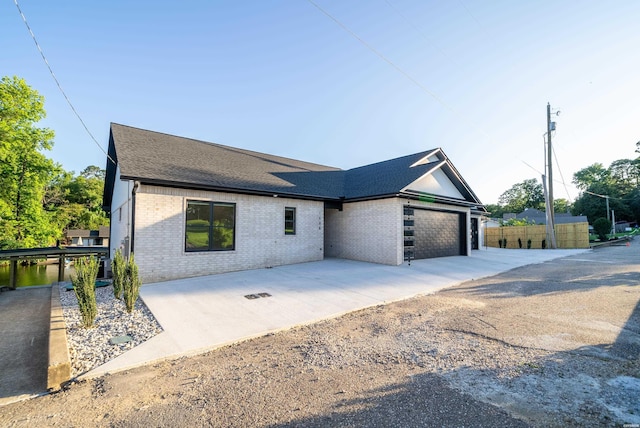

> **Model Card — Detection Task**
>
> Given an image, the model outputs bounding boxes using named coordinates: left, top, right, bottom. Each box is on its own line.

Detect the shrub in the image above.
left=527, top=239, right=532, bottom=249
left=123, top=253, right=141, bottom=313
left=111, top=249, right=126, bottom=300
left=72, top=257, right=99, bottom=328
left=593, top=217, right=611, bottom=241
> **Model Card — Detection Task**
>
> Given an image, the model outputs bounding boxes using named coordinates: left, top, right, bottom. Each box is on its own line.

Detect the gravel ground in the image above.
left=0, top=245, right=637, bottom=427
left=59, top=282, right=163, bottom=376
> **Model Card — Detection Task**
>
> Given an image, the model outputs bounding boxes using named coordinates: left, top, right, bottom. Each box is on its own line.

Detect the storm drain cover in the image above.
left=244, top=292, right=272, bottom=299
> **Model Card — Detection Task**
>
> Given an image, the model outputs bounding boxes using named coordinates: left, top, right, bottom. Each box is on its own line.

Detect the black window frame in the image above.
left=185, top=200, right=236, bottom=252
left=284, top=207, right=296, bottom=235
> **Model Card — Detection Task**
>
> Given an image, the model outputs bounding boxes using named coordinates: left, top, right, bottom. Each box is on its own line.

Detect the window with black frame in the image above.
left=185, top=200, right=235, bottom=251
left=285, top=207, right=296, bottom=235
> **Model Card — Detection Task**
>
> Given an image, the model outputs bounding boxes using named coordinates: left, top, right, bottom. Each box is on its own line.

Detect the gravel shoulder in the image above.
left=1, top=244, right=638, bottom=427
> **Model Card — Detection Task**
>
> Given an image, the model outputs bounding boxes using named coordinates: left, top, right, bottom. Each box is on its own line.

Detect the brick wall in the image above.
left=325, top=198, right=403, bottom=265
left=133, top=185, right=324, bottom=283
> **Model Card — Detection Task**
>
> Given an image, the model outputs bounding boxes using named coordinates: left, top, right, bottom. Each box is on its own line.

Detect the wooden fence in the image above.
left=484, top=223, right=590, bottom=249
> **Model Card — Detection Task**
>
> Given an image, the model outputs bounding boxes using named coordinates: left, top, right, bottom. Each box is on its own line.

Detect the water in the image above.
left=0, top=263, right=75, bottom=288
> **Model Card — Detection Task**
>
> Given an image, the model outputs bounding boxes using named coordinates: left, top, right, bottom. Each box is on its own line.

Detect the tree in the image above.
left=0, top=76, right=57, bottom=248
left=484, top=203, right=505, bottom=219
left=498, top=178, right=545, bottom=213
left=553, top=198, right=571, bottom=214
left=44, top=165, right=109, bottom=231
left=572, top=163, right=611, bottom=191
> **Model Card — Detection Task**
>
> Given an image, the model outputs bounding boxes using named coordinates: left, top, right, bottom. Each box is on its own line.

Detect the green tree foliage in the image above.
left=571, top=157, right=639, bottom=224
left=0, top=76, right=57, bottom=248
left=484, top=203, right=505, bottom=219
left=0, top=76, right=109, bottom=250
left=593, top=217, right=611, bottom=241
left=45, top=165, right=109, bottom=231
left=500, top=218, right=535, bottom=227
left=72, top=256, right=99, bottom=328
left=498, top=178, right=545, bottom=213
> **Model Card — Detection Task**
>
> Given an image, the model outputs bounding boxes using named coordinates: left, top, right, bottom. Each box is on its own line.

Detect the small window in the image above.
left=285, top=207, right=296, bottom=235
left=185, top=200, right=236, bottom=251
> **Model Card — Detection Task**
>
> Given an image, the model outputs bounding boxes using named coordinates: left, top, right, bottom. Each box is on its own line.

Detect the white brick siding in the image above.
left=325, top=197, right=472, bottom=265
left=132, top=185, right=324, bottom=283
left=325, top=198, right=403, bottom=265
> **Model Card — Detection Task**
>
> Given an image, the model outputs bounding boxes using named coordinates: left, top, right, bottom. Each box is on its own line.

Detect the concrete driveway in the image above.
left=87, top=247, right=587, bottom=377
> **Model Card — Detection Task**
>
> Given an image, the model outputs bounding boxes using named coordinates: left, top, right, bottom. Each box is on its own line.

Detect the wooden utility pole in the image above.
left=546, top=103, right=557, bottom=249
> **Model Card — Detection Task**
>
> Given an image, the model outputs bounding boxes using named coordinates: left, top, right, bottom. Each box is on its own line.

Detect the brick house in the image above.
left=103, top=123, right=487, bottom=283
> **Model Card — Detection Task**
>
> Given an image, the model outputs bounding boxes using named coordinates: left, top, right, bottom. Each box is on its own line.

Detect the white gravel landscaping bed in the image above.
left=59, top=282, right=163, bottom=377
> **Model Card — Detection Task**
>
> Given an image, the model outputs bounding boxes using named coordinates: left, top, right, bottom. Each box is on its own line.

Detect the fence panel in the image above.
left=484, top=223, right=589, bottom=249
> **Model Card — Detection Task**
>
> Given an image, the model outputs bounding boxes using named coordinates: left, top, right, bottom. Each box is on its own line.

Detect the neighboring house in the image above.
left=65, top=226, right=110, bottom=247
left=506, top=208, right=588, bottom=225
left=615, top=221, right=637, bottom=233
left=103, top=123, right=487, bottom=283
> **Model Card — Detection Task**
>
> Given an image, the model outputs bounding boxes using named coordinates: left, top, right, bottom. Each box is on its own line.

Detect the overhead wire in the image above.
left=383, top=0, right=459, bottom=67
left=13, top=0, right=116, bottom=166
left=305, top=0, right=490, bottom=140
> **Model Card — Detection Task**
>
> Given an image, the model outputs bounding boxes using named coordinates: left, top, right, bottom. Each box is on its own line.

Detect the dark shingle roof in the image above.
left=104, top=123, right=482, bottom=208
left=109, top=123, right=343, bottom=199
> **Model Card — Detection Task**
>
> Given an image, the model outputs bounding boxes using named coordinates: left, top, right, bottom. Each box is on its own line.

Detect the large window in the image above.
left=185, top=201, right=235, bottom=251
left=285, top=207, right=296, bottom=235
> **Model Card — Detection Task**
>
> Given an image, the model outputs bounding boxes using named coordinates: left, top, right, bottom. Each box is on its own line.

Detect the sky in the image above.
left=2, top=0, right=639, bottom=205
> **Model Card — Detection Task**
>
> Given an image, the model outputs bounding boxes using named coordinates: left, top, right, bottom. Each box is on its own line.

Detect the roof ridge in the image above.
left=110, top=123, right=341, bottom=171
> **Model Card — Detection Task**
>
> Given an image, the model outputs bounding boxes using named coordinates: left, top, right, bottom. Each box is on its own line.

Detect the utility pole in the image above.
left=546, top=103, right=557, bottom=249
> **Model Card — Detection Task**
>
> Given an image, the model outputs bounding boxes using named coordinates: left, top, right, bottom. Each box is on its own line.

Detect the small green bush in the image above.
left=593, top=217, right=612, bottom=241
left=112, top=249, right=126, bottom=300
left=72, top=257, right=99, bottom=328
left=123, top=253, right=141, bottom=313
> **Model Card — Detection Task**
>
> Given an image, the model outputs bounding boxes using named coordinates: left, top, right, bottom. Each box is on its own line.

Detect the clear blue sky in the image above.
left=2, top=0, right=639, bottom=204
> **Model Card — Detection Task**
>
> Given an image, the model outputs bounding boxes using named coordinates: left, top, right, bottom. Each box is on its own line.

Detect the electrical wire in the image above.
left=383, top=0, right=459, bottom=67
left=13, top=0, right=116, bottom=166
left=552, top=145, right=573, bottom=202
left=305, top=0, right=490, bottom=140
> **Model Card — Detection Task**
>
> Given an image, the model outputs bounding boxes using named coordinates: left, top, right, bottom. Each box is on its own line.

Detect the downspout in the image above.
left=131, top=181, right=140, bottom=255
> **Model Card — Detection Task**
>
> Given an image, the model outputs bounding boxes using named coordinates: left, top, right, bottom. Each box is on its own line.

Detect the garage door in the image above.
left=404, top=206, right=466, bottom=260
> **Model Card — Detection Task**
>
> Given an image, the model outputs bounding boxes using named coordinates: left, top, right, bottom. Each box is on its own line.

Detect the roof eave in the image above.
left=123, top=176, right=337, bottom=202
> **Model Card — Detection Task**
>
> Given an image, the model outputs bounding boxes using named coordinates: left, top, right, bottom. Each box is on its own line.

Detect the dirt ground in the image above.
left=1, top=244, right=638, bottom=427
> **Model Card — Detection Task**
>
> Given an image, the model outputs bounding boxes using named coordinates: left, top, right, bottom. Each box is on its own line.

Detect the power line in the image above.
left=13, top=0, right=116, bottom=166
left=552, top=145, right=573, bottom=201
left=305, top=0, right=490, bottom=140
left=383, top=0, right=459, bottom=67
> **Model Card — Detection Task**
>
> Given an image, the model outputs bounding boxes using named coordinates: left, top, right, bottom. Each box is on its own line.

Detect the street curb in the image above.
left=47, top=284, right=71, bottom=390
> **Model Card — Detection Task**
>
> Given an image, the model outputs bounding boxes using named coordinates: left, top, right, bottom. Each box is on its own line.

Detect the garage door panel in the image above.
left=413, top=209, right=464, bottom=259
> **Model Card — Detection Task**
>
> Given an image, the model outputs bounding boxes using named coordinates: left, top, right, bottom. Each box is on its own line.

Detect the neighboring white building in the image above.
left=103, top=123, right=487, bottom=283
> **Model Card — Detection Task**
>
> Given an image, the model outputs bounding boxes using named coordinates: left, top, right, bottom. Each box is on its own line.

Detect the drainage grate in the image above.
left=244, top=292, right=272, bottom=300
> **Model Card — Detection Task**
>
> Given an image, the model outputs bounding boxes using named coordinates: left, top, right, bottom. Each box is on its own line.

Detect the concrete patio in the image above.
left=85, top=247, right=588, bottom=378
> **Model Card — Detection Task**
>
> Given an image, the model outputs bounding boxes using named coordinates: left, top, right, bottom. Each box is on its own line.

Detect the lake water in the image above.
left=0, top=263, right=75, bottom=288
